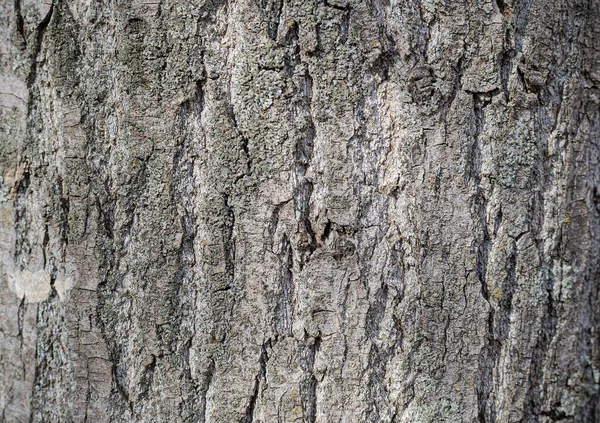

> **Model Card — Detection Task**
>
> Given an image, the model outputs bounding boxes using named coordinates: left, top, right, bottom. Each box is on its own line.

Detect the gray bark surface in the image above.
left=1, top=0, right=599, bottom=421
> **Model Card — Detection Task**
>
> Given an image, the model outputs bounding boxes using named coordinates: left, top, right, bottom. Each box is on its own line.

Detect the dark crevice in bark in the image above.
left=370, top=0, right=390, bottom=22
left=93, top=172, right=116, bottom=313
left=282, top=21, right=299, bottom=76
left=53, top=175, right=70, bottom=250
left=499, top=26, right=515, bottom=101
left=229, top=108, right=246, bottom=155
left=439, top=48, right=465, bottom=129
left=178, top=345, right=201, bottom=421
left=470, top=91, right=499, bottom=422
left=526, top=257, right=558, bottom=417
left=17, top=297, right=27, bottom=378
left=168, top=82, right=204, bottom=421
left=370, top=0, right=398, bottom=85
left=295, top=177, right=317, bottom=265
left=476, top=238, right=492, bottom=304
left=389, top=239, right=406, bottom=351
left=28, top=318, right=42, bottom=423
left=14, top=0, right=26, bottom=46
left=320, top=218, right=332, bottom=242
left=41, top=224, right=49, bottom=269
left=266, top=201, right=288, bottom=251
left=294, top=69, right=317, bottom=267
left=338, top=6, right=351, bottom=44
left=242, top=341, right=270, bottom=423
left=408, top=63, right=434, bottom=106
left=181, top=338, right=195, bottom=382
left=471, top=93, right=491, bottom=304
left=306, top=374, right=318, bottom=422
left=419, top=228, right=430, bottom=265
left=547, top=81, right=565, bottom=149
left=372, top=47, right=397, bottom=83
left=525, top=285, right=558, bottom=420
left=478, top=301, right=501, bottom=423
left=95, top=188, right=121, bottom=418
left=113, top=347, right=134, bottom=415
left=493, top=207, right=503, bottom=236
left=295, top=73, right=316, bottom=172
left=260, top=0, right=283, bottom=41
left=522, top=97, right=561, bottom=420
left=136, top=355, right=157, bottom=402
left=180, top=79, right=205, bottom=121
left=229, top=103, right=252, bottom=178
left=275, top=235, right=294, bottom=337
left=95, top=194, right=115, bottom=242
left=59, top=196, right=70, bottom=249
left=440, top=285, right=449, bottom=361
left=497, top=247, right=517, bottom=341
left=26, top=3, right=54, bottom=89
left=299, top=336, right=320, bottom=423
left=494, top=0, right=510, bottom=17
left=119, top=155, right=154, bottom=252
left=517, top=66, right=539, bottom=94
left=349, top=85, right=381, bottom=298
left=513, top=0, right=531, bottom=54
left=223, top=193, right=236, bottom=291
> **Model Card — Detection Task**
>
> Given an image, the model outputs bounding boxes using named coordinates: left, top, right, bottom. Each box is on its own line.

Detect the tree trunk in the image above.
left=1, top=0, right=599, bottom=421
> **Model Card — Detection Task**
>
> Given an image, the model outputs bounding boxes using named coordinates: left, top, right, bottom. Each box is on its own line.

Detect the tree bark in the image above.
left=1, top=0, right=599, bottom=421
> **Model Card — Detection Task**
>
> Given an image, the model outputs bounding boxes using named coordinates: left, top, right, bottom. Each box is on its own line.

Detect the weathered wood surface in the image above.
left=1, top=0, right=599, bottom=421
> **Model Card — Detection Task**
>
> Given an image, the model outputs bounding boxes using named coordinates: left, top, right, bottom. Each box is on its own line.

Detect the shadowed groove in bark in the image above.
left=275, top=234, right=293, bottom=337
left=261, top=0, right=283, bottom=41
left=164, top=78, right=205, bottom=420
left=223, top=193, right=236, bottom=291
left=471, top=92, right=493, bottom=303
left=298, top=336, right=320, bottom=423
left=293, top=69, right=317, bottom=266
left=322, top=0, right=352, bottom=45
left=14, top=0, right=25, bottom=45
left=136, top=355, right=156, bottom=402
left=26, top=2, right=54, bottom=89
left=242, top=340, right=270, bottom=423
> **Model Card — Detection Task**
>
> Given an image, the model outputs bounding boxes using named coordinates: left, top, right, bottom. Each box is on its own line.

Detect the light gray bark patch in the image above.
left=198, top=357, right=215, bottom=423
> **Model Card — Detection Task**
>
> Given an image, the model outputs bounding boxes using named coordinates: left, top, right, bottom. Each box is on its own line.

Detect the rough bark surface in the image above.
left=1, top=0, right=599, bottom=422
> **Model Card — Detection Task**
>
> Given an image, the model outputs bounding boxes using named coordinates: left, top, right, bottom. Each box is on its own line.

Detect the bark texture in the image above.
left=1, top=0, right=599, bottom=421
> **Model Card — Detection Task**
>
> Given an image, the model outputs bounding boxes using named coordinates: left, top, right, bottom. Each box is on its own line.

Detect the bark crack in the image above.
left=26, top=2, right=54, bottom=89
left=242, top=340, right=270, bottom=423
